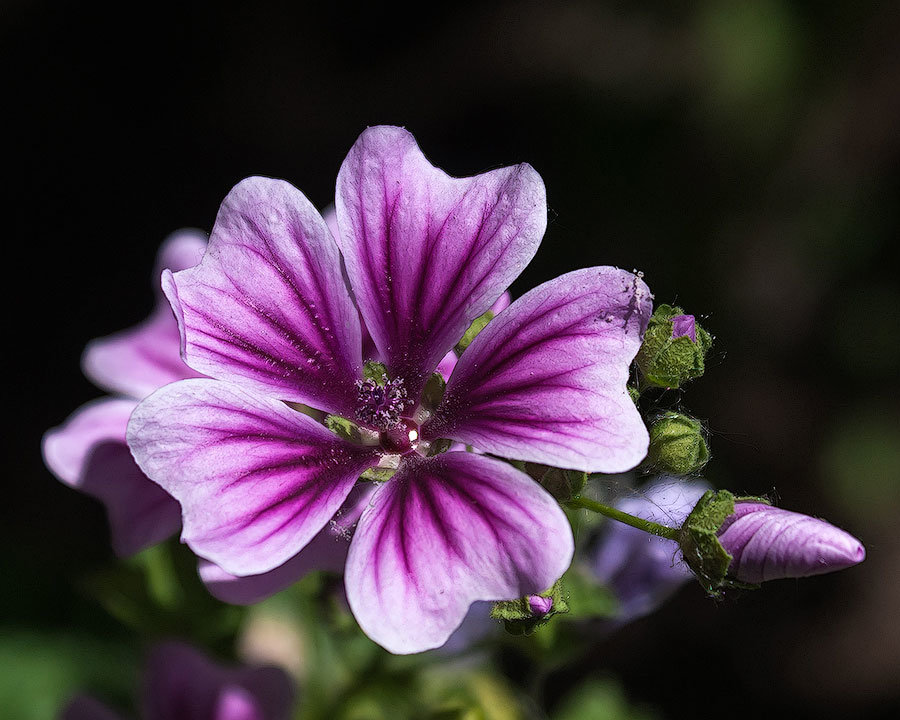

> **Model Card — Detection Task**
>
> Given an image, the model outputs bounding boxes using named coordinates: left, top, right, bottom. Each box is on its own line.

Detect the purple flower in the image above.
left=61, top=642, right=293, bottom=720
left=670, top=314, right=697, bottom=343
left=591, top=477, right=711, bottom=621
left=127, top=126, right=652, bottom=653
left=42, top=231, right=206, bottom=556
left=717, top=501, right=865, bottom=583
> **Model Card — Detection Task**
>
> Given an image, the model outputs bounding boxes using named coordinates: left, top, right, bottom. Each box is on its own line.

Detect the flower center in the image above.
left=379, top=418, right=420, bottom=454
left=355, top=376, right=411, bottom=430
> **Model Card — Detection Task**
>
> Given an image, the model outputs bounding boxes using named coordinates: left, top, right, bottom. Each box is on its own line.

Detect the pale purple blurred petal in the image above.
left=592, top=478, right=710, bottom=621
left=163, top=177, right=363, bottom=415
left=83, top=231, right=206, bottom=398
left=436, top=601, right=497, bottom=654
left=83, top=308, right=200, bottom=399
left=200, top=484, right=375, bottom=604
left=42, top=398, right=181, bottom=556
left=153, top=229, right=209, bottom=297
left=423, top=267, right=652, bottom=473
left=336, top=126, right=546, bottom=399
left=718, top=502, right=866, bottom=583
left=214, top=687, right=263, bottom=720
left=127, top=379, right=378, bottom=575
left=670, top=314, right=697, bottom=342
left=142, top=643, right=292, bottom=720
left=345, top=452, right=573, bottom=653
left=60, top=695, right=125, bottom=720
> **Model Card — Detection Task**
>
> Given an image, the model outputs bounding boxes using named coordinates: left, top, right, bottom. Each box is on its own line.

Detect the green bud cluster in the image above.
left=635, top=304, right=712, bottom=389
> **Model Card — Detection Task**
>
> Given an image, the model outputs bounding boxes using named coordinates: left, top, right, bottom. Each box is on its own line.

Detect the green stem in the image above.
left=568, top=496, right=680, bottom=540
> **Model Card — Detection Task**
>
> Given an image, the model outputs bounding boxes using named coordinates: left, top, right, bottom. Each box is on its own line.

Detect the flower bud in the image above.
left=635, top=304, right=712, bottom=389
left=647, top=413, right=709, bottom=475
left=717, top=501, right=866, bottom=584
left=490, top=580, right=568, bottom=635
left=679, top=490, right=865, bottom=592
left=527, top=594, right=553, bottom=616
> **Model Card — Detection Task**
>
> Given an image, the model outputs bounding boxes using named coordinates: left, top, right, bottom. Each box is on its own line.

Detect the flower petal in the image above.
left=83, top=308, right=201, bottom=399
left=142, top=642, right=293, bottom=720
left=164, top=177, right=363, bottom=414
left=200, top=484, right=374, bottom=605
left=423, top=267, right=652, bottom=473
left=345, top=452, right=573, bottom=653
left=591, top=477, right=710, bottom=621
left=336, top=126, right=546, bottom=398
left=83, top=230, right=206, bottom=398
left=127, top=379, right=379, bottom=575
left=42, top=398, right=181, bottom=556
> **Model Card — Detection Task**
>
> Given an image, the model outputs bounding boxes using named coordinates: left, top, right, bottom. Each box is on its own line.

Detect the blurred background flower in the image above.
left=6, top=1, right=899, bottom=718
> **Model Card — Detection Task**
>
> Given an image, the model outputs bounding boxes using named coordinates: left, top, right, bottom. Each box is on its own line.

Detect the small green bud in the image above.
left=491, top=579, right=569, bottom=635
left=647, top=412, right=709, bottom=475
left=627, top=385, right=641, bottom=405
left=635, top=304, right=712, bottom=388
left=455, top=310, right=494, bottom=354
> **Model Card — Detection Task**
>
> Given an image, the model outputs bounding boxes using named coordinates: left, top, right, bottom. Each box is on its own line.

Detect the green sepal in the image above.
left=421, top=371, right=446, bottom=410
left=525, top=463, right=588, bottom=503
left=427, top=437, right=453, bottom=457
left=635, top=303, right=712, bottom=389
left=360, top=466, right=396, bottom=483
left=455, top=310, right=494, bottom=354
left=679, top=489, right=746, bottom=595
left=491, top=579, right=569, bottom=636
left=646, top=412, right=709, bottom=475
left=325, top=414, right=362, bottom=443
left=362, top=360, right=389, bottom=385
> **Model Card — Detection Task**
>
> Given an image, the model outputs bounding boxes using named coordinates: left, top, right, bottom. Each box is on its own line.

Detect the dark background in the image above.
left=6, top=1, right=900, bottom=718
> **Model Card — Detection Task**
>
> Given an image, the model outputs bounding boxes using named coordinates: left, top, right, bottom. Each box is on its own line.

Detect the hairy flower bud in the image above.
left=635, top=304, right=712, bottom=389
left=647, top=413, right=709, bottom=475
left=491, top=580, right=568, bottom=635
left=527, top=594, right=553, bottom=616
left=717, top=501, right=866, bottom=583
left=680, top=490, right=865, bottom=593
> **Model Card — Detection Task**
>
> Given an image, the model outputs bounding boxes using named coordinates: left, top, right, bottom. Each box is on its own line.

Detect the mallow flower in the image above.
left=127, top=125, right=653, bottom=653
left=591, top=477, right=711, bottom=621
left=42, top=231, right=206, bottom=556
left=41, top=228, right=372, bottom=603
left=61, top=641, right=293, bottom=720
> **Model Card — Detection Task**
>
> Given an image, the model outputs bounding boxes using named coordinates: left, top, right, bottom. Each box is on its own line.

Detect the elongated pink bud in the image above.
left=717, top=502, right=865, bottom=583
